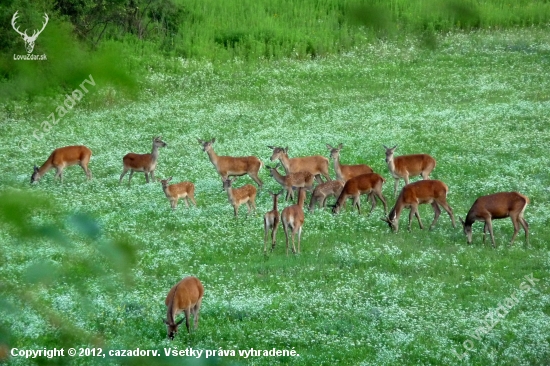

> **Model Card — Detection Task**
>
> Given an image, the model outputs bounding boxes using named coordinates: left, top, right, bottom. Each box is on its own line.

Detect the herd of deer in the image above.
left=28, top=136, right=530, bottom=339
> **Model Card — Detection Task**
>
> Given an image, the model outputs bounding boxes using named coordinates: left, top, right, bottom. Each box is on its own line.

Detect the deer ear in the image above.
left=326, top=144, right=332, bottom=150
left=211, top=138, right=216, bottom=143
left=459, top=217, right=465, bottom=225
left=267, top=145, right=274, bottom=149
left=338, top=143, right=343, bottom=149
left=34, top=165, right=39, bottom=172
left=168, top=177, right=173, bottom=182
left=392, top=145, right=397, bottom=150
left=163, top=318, right=169, bottom=324
left=176, top=318, right=185, bottom=326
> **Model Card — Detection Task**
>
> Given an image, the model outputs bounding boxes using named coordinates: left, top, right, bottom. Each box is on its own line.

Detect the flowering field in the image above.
left=1, top=28, right=549, bottom=365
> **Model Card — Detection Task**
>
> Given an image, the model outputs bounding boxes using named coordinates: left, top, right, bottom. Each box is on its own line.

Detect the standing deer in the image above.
left=281, top=188, right=307, bottom=256
left=164, top=276, right=204, bottom=339
left=265, top=163, right=314, bottom=201
left=326, top=143, right=373, bottom=182
left=159, top=177, right=196, bottom=210
left=460, top=192, right=529, bottom=247
left=382, top=180, right=456, bottom=232
left=30, top=145, right=92, bottom=184
left=222, top=177, right=257, bottom=217
left=308, top=180, right=344, bottom=213
left=268, top=146, right=331, bottom=183
left=198, top=138, right=263, bottom=188
left=264, top=191, right=282, bottom=253
left=11, top=11, right=48, bottom=54
left=331, top=173, right=387, bottom=215
left=120, top=136, right=166, bottom=184
left=383, top=145, right=436, bottom=197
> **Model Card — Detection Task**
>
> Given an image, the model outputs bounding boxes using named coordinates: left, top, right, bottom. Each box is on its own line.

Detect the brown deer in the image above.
left=326, top=143, right=373, bottom=182
left=30, top=145, right=92, bottom=184
left=308, top=180, right=344, bottom=213
left=120, top=136, right=166, bottom=184
left=332, top=173, right=388, bottom=215
left=159, top=177, right=196, bottom=210
left=459, top=192, right=529, bottom=247
left=164, top=276, right=204, bottom=339
left=268, top=146, right=331, bottom=183
left=382, top=180, right=456, bottom=232
left=265, top=163, right=314, bottom=201
left=198, top=138, right=263, bottom=188
left=264, top=191, right=282, bottom=253
left=383, top=145, right=436, bottom=197
left=281, top=188, right=306, bottom=255
left=222, top=177, right=257, bottom=217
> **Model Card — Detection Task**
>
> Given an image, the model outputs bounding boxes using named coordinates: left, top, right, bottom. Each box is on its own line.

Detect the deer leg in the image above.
left=170, top=199, right=177, bottom=210
left=145, top=172, right=150, bottom=183
left=190, top=195, right=197, bottom=207
left=429, top=202, right=442, bottom=230
left=264, top=220, right=269, bottom=253
left=283, top=223, right=290, bottom=256
left=411, top=206, right=424, bottom=230
left=233, top=204, right=239, bottom=217
left=315, top=175, right=324, bottom=184
left=486, top=219, right=496, bottom=248
left=291, top=227, right=298, bottom=254
left=119, top=168, right=129, bottom=183
left=271, top=223, right=278, bottom=250
left=193, top=298, right=202, bottom=329
left=509, top=215, right=521, bottom=246
left=368, top=192, right=377, bottom=215
left=375, top=190, right=388, bottom=215
left=80, top=164, right=91, bottom=180
left=296, top=226, right=302, bottom=254
left=520, top=217, right=529, bottom=245
left=482, top=221, right=488, bottom=244
left=127, top=170, right=135, bottom=184
left=393, top=179, right=400, bottom=197
left=184, top=309, right=191, bottom=333
left=353, top=194, right=361, bottom=214
left=322, top=172, right=331, bottom=182
left=438, top=200, right=456, bottom=227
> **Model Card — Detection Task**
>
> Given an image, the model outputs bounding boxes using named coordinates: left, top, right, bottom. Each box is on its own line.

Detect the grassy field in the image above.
left=1, top=28, right=550, bottom=365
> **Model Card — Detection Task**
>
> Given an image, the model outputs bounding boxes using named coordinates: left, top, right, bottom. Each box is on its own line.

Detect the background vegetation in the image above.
left=0, top=0, right=549, bottom=365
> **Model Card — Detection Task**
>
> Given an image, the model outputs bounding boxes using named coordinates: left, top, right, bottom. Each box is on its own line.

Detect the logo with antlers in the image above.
left=11, top=11, right=49, bottom=54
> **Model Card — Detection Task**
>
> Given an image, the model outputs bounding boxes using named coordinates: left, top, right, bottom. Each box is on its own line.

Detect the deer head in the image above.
left=12, top=11, right=49, bottom=54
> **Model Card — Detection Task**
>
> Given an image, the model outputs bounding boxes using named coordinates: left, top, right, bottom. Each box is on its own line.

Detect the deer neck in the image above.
left=162, top=184, right=171, bottom=198
left=151, top=144, right=161, bottom=163
left=277, top=153, right=291, bottom=174
left=332, top=154, right=343, bottom=180
left=272, top=195, right=279, bottom=211
left=386, top=156, right=399, bottom=177
left=297, top=191, right=306, bottom=208
left=270, top=169, right=286, bottom=186
left=205, top=147, right=219, bottom=167
left=37, top=158, right=54, bottom=178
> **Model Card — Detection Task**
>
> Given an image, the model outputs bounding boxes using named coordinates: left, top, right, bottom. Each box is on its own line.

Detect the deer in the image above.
left=265, top=163, right=314, bottom=201
left=326, top=143, right=373, bottom=182
left=268, top=146, right=331, bottom=183
left=120, top=136, right=167, bottom=184
left=281, top=188, right=307, bottom=256
left=30, top=145, right=92, bottom=184
left=12, top=11, right=48, bottom=54
left=264, top=191, right=282, bottom=253
left=381, top=180, right=456, bottom=232
left=158, top=177, right=196, bottom=210
left=222, top=177, right=257, bottom=217
left=198, top=138, right=263, bottom=188
left=383, top=145, right=436, bottom=197
left=308, top=180, right=344, bottom=213
left=459, top=192, right=529, bottom=247
left=164, top=276, right=204, bottom=339
left=331, top=173, right=388, bottom=215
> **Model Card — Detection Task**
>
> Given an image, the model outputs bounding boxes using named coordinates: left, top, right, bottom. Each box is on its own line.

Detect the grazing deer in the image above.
left=383, top=145, right=436, bottom=197
left=159, top=177, right=196, bottom=210
left=309, top=180, right=344, bottom=213
left=264, top=191, right=282, bottom=253
left=198, top=138, right=263, bottom=188
left=120, top=136, right=166, bottom=184
left=281, top=188, right=306, bottom=255
left=265, top=163, right=314, bottom=201
left=164, top=276, right=204, bottom=339
left=30, top=145, right=92, bottom=184
left=332, top=173, right=387, bottom=215
left=326, top=143, right=373, bottom=182
left=459, top=192, right=529, bottom=247
left=382, top=180, right=456, bottom=232
left=222, top=177, right=257, bottom=217
left=268, top=146, right=331, bottom=183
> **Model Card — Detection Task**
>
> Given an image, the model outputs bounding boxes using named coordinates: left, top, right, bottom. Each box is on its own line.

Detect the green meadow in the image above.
left=1, top=2, right=550, bottom=365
